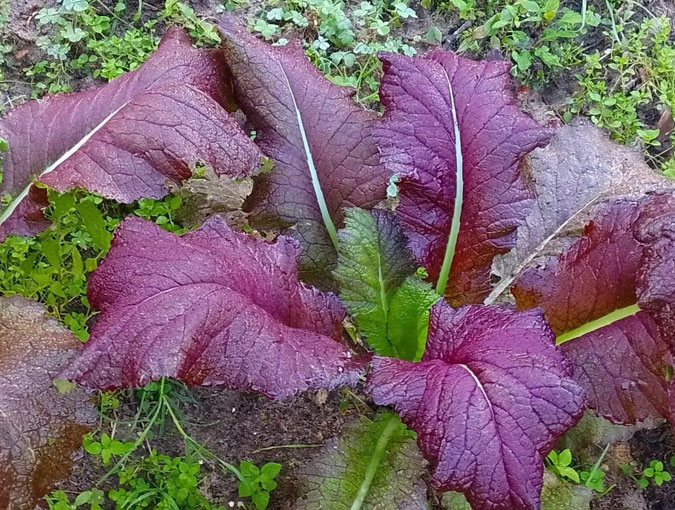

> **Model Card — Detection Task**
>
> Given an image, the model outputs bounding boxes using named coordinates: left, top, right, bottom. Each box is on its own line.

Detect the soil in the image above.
left=63, top=387, right=364, bottom=509
left=2, top=0, right=675, bottom=508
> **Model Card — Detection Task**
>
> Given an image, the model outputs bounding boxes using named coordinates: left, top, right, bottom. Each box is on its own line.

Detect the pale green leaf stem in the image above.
left=350, top=413, right=400, bottom=510
left=0, top=104, right=127, bottom=230
left=279, top=64, right=339, bottom=250
left=436, top=69, right=463, bottom=296
left=555, top=303, right=641, bottom=344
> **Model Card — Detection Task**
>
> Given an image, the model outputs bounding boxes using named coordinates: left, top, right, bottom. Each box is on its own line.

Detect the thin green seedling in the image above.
left=252, top=443, right=322, bottom=454
left=580, top=443, right=615, bottom=496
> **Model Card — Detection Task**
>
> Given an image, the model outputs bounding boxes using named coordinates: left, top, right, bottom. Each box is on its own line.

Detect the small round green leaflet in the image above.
left=555, top=303, right=641, bottom=344
left=435, top=71, right=463, bottom=296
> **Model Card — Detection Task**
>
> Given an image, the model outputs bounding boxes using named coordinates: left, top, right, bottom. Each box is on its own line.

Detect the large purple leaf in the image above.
left=368, top=301, right=585, bottom=510
left=0, top=27, right=260, bottom=240
left=512, top=194, right=675, bottom=424
left=636, top=195, right=675, bottom=351
left=0, top=296, right=96, bottom=509
left=219, top=20, right=388, bottom=288
left=374, top=51, right=551, bottom=305
left=61, top=216, right=364, bottom=398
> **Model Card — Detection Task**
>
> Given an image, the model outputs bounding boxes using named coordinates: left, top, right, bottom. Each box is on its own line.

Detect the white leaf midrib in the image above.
left=0, top=102, right=128, bottom=229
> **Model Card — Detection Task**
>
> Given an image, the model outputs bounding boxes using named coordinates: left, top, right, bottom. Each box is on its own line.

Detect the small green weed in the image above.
left=546, top=448, right=580, bottom=483
left=28, top=0, right=159, bottom=95
left=251, top=0, right=417, bottom=105
left=430, top=0, right=601, bottom=89
left=0, top=189, right=185, bottom=339
left=238, top=460, right=282, bottom=510
left=83, top=432, right=135, bottom=466
left=46, top=452, right=225, bottom=510
left=0, top=190, right=119, bottom=340
left=109, top=451, right=225, bottom=510
left=623, top=458, right=674, bottom=488
left=161, top=0, right=221, bottom=46
left=566, top=16, right=675, bottom=162
left=579, top=465, right=606, bottom=493
left=545, top=446, right=610, bottom=495
left=46, top=489, right=105, bottom=510
left=642, top=459, right=672, bottom=487
left=24, top=0, right=221, bottom=97
left=134, top=195, right=187, bottom=234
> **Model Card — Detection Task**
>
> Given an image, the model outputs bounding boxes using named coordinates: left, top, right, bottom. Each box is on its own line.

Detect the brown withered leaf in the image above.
left=0, top=296, right=96, bottom=510
left=488, top=118, right=671, bottom=303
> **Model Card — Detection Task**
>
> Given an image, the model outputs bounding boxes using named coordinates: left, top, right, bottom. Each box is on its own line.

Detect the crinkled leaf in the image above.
left=489, top=119, right=671, bottom=303
left=368, top=302, right=585, bottom=510
left=0, top=296, right=96, bottom=509
left=61, top=216, right=364, bottom=398
left=388, top=276, right=439, bottom=361
left=219, top=20, right=388, bottom=288
left=335, top=208, right=438, bottom=359
left=558, top=412, right=652, bottom=466
left=0, top=186, right=50, bottom=239
left=539, top=472, right=593, bottom=510
left=374, top=51, right=551, bottom=305
left=295, top=413, right=427, bottom=510
left=512, top=194, right=675, bottom=424
left=442, top=492, right=473, bottom=510
left=0, top=27, right=260, bottom=240
left=635, top=196, right=675, bottom=351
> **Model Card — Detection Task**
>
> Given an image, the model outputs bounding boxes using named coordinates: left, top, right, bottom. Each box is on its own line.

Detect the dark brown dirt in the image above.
left=58, top=386, right=367, bottom=509
left=631, top=424, right=675, bottom=510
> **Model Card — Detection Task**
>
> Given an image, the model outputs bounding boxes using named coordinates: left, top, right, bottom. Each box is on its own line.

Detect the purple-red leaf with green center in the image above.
left=374, top=51, right=551, bottom=305
left=61, top=216, right=365, bottom=398
left=0, top=27, right=260, bottom=241
left=368, top=301, right=585, bottom=510
left=219, top=20, right=388, bottom=288
left=512, top=193, right=675, bottom=424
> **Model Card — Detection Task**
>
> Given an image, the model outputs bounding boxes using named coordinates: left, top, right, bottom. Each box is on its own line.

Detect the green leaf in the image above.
left=41, top=238, right=62, bottom=267
left=62, top=0, right=89, bottom=12
left=425, top=26, right=443, bottom=44
left=75, top=201, right=112, bottom=252
left=53, top=378, right=77, bottom=395
left=50, top=192, right=76, bottom=219
left=558, top=449, right=572, bottom=467
left=74, top=491, right=92, bottom=506
left=83, top=441, right=102, bottom=455
left=558, top=466, right=580, bottom=483
left=240, top=460, right=260, bottom=478
left=238, top=480, right=255, bottom=497
left=252, top=490, right=270, bottom=510
left=388, top=276, right=439, bottom=360
left=335, top=208, right=437, bottom=359
left=295, top=413, right=427, bottom=510
left=520, top=0, right=541, bottom=12
left=109, top=440, right=133, bottom=455
left=261, top=478, right=277, bottom=491
left=261, top=462, right=282, bottom=480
